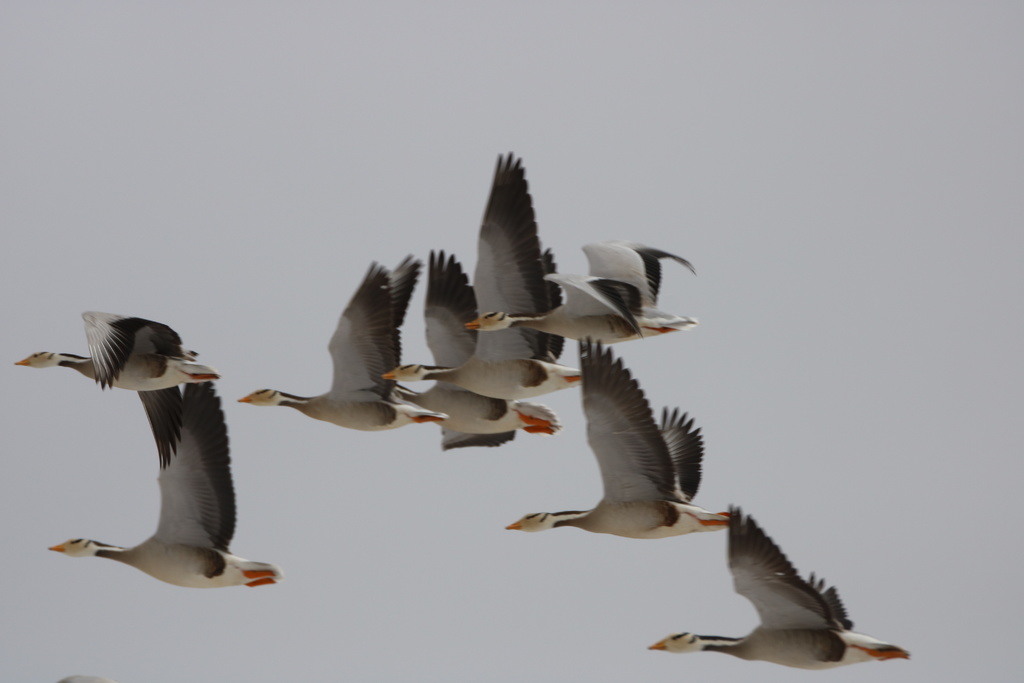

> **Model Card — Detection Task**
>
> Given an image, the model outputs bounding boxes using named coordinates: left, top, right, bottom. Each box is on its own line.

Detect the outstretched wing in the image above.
left=425, top=250, right=479, bottom=367
left=659, top=407, right=704, bottom=502
left=582, top=242, right=694, bottom=307
left=728, top=507, right=847, bottom=631
left=580, top=341, right=678, bottom=504
left=154, top=383, right=235, bottom=551
left=474, top=154, right=552, bottom=362
left=328, top=263, right=399, bottom=400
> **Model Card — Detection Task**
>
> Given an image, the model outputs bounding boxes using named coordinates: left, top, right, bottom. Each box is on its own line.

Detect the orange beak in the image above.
left=15, top=357, right=31, bottom=366
left=505, top=522, right=522, bottom=530
left=237, top=396, right=253, bottom=403
left=382, top=371, right=396, bottom=380
left=648, top=641, right=667, bottom=651
left=49, top=544, right=66, bottom=552
left=464, top=320, right=481, bottom=330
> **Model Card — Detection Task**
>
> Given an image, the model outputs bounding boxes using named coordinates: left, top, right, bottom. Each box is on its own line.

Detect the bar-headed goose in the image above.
left=409, top=250, right=562, bottom=450
left=648, top=507, right=909, bottom=668
left=239, top=257, right=447, bottom=430
left=16, top=311, right=220, bottom=390
left=16, top=311, right=219, bottom=465
left=385, top=154, right=580, bottom=400
left=467, top=240, right=698, bottom=342
left=505, top=341, right=728, bottom=537
left=49, top=382, right=283, bottom=588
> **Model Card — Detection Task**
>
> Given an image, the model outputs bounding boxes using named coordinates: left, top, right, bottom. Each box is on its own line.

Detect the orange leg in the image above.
left=242, top=569, right=277, bottom=579
left=852, top=645, right=910, bottom=660
left=642, top=327, right=680, bottom=334
left=245, top=577, right=276, bottom=588
left=412, top=415, right=446, bottom=423
left=564, top=375, right=582, bottom=383
left=523, top=425, right=555, bottom=434
left=515, top=410, right=550, bottom=428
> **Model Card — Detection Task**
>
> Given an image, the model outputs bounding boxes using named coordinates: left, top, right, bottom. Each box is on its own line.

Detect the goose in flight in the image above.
left=16, top=311, right=219, bottom=464
left=648, top=507, right=909, bottom=668
left=385, top=154, right=579, bottom=400
left=505, top=341, right=728, bottom=537
left=239, top=257, right=447, bottom=430
left=49, top=382, right=283, bottom=588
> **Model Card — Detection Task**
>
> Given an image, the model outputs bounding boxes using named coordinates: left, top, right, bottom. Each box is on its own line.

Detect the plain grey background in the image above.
left=2, top=2, right=1021, bottom=681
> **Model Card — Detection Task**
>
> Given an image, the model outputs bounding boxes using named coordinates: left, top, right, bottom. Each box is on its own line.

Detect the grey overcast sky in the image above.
left=2, top=2, right=1021, bottom=682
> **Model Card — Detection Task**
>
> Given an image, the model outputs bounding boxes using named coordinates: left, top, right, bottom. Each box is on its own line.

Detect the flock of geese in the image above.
left=20, top=154, right=908, bottom=674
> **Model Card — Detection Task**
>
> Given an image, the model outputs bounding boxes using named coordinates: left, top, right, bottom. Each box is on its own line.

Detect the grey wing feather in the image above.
left=579, top=341, right=678, bottom=504
left=154, top=383, right=235, bottom=550
left=82, top=312, right=143, bottom=388
left=425, top=251, right=479, bottom=367
left=83, top=312, right=191, bottom=388
left=442, top=429, right=517, bottom=450
left=547, top=274, right=642, bottom=335
left=140, top=387, right=184, bottom=468
left=628, top=243, right=696, bottom=304
left=328, top=263, right=398, bottom=399
left=582, top=242, right=695, bottom=307
left=659, top=407, right=703, bottom=502
left=388, top=256, right=421, bottom=363
left=540, top=248, right=563, bottom=361
left=728, top=508, right=846, bottom=631
left=809, top=574, right=854, bottom=630
left=474, top=154, right=552, bottom=362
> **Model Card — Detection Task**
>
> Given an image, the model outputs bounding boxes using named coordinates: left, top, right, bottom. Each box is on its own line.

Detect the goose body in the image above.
left=15, top=351, right=218, bottom=391
left=505, top=341, right=728, bottom=538
left=49, top=383, right=282, bottom=589
left=386, top=357, right=579, bottom=401
left=648, top=508, right=909, bottom=669
left=412, top=383, right=561, bottom=447
left=239, top=257, right=447, bottom=430
left=386, top=155, right=579, bottom=400
left=468, top=241, right=699, bottom=343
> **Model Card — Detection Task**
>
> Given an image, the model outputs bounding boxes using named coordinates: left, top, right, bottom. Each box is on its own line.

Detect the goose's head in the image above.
left=382, top=364, right=435, bottom=381
left=648, top=632, right=704, bottom=653
left=238, top=389, right=288, bottom=406
left=505, top=512, right=560, bottom=532
left=15, top=352, right=62, bottom=368
left=49, top=539, right=103, bottom=557
left=466, top=312, right=513, bottom=331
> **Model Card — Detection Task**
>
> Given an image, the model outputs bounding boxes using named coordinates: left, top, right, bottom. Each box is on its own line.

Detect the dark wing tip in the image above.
left=388, top=255, right=422, bottom=359
left=427, top=249, right=476, bottom=319
left=442, top=430, right=517, bottom=450
left=141, top=387, right=185, bottom=469
left=180, top=381, right=235, bottom=550
left=659, top=407, right=704, bottom=500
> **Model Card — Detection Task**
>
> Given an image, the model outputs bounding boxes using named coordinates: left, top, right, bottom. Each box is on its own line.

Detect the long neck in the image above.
left=420, top=366, right=458, bottom=381
left=548, top=511, right=592, bottom=528
left=92, top=542, right=132, bottom=564
left=699, top=635, right=747, bottom=656
left=57, top=354, right=96, bottom=379
left=276, top=391, right=317, bottom=415
left=505, top=311, right=559, bottom=333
